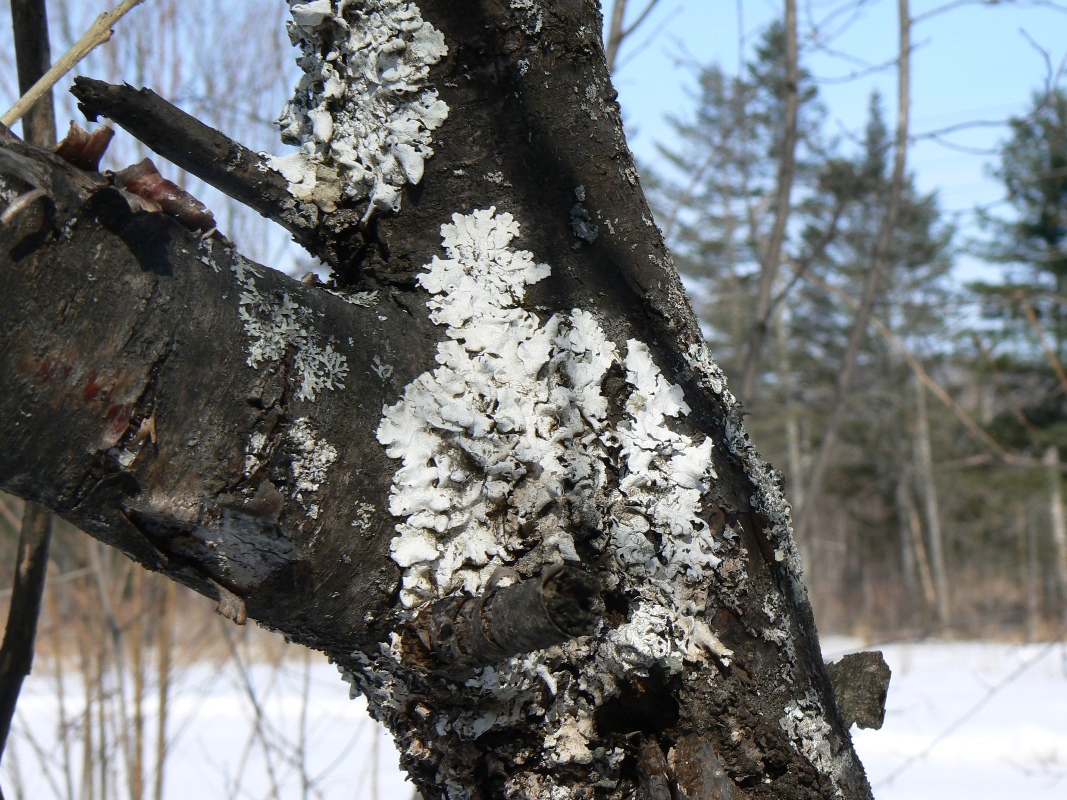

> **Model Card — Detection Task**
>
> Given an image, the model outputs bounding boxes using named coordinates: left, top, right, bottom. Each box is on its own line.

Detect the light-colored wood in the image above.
left=1, top=0, right=146, bottom=129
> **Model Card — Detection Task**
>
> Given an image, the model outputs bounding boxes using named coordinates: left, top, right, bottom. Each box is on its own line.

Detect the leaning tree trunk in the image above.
left=0, top=2, right=875, bottom=798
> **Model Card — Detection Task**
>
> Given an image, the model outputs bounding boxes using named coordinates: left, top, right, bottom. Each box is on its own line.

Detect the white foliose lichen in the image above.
left=194, top=238, right=349, bottom=402
left=377, top=207, right=729, bottom=688
left=244, top=431, right=268, bottom=476
left=288, top=417, right=338, bottom=516
left=271, top=0, right=449, bottom=219
left=0, top=180, right=17, bottom=206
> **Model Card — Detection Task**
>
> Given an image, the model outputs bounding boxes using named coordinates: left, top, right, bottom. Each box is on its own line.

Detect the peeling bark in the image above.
left=0, top=2, right=876, bottom=798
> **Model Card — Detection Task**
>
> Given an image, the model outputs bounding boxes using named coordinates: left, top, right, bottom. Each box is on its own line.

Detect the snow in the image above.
left=0, top=656, right=413, bottom=800
left=825, top=637, right=1067, bottom=799
left=3, top=639, right=1065, bottom=798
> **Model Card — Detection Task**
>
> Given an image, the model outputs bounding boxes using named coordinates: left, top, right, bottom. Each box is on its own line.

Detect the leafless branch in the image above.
left=796, top=0, right=914, bottom=539
left=613, top=5, right=683, bottom=74
left=1017, top=291, right=1067, bottom=398
left=810, top=271, right=1052, bottom=472
left=739, top=0, right=801, bottom=405
left=808, top=0, right=880, bottom=46
left=812, top=40, right=928, bottom=85
left=1, top=0, right=145, bottom=128
left=911, top=119, right=1008, bottom=139
left=605, top=0, right=667, bottom=73
left=915, top=0, right=1067, bottom=25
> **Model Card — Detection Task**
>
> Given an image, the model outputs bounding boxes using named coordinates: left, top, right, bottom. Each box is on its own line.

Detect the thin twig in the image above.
left=0, top=567, right=92, bottom=600
left=1017, top=291, right=1067, bottom=399
left=0, top=506, right=53, bottom=762
left=1, top=0, right=146, bottom=128
left=807, top=270, right=1046, bottom=470
left=621, top=0, right=663, bottom=39
left=218, top=622, right=283, bottom=798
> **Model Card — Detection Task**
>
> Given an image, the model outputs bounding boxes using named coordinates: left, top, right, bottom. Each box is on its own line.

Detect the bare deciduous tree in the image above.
left=794, top=0, right=913, bottom=544
left=0, top=2, right=879, bottom=798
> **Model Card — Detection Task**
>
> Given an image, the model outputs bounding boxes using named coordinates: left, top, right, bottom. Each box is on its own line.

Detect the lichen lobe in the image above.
left=363, top=207, right=740, bottom=794
left=272, top=0, right=449, bottom=219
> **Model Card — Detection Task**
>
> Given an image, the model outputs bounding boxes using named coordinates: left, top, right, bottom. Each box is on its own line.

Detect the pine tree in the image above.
left=648, top=22, right=826, bottom=376
left=975, top=87, right=1067, bottom=360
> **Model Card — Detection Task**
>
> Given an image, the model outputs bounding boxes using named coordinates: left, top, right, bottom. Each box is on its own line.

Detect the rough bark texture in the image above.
left=0, top=0, right=56, bottom=767
left=824, top=652, right=890, bottom=731
left=0, top=2, right=874, bottom=798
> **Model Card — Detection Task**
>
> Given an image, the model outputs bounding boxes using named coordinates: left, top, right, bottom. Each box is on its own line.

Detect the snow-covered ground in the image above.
left=828, top=637, right=1067, bottom=800
left=3, top=639, right=1065, bottom=799
left=1, top=655, right=415, bottom=800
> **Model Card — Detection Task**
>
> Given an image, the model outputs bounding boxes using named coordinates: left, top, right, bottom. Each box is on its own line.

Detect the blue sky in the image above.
left=607, top=0, right=1067, bottom=280
left=3, top=0, right=1064, bottom=281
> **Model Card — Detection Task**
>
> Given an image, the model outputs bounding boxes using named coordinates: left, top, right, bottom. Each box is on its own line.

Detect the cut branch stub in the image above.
left=825, top=651, right=891, bottom=731
left=53, top=120, right=113, bottom=171
left=404, top=565, right=603, bottom=673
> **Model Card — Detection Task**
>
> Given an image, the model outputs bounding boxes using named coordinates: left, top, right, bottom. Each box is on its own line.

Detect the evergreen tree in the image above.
left=975, top=87, right=1067, bottom=362
left=648, top=22, right=826, bottom=374
left=655, top=69, right=955, bottom=627
left=791, top=93, right=953, bottom=389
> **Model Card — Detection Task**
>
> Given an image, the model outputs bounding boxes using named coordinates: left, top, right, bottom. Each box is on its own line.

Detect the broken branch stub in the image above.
left=825, top=650, right=891, bottom=730
left=404, top=565, right=604, bottom=673
left=114, top=157, right=216, bottom=231
left=53, top=121, right=113, bottom=171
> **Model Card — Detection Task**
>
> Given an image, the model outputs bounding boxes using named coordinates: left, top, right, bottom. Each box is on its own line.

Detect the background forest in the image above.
left=2, top=0, right=1067, bottom=798
left=634, top=0, right=1067, bottom=639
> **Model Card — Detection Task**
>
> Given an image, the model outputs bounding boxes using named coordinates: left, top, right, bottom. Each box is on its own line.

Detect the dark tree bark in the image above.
left=0, top=2, right=875, bottom=798
left=0, top=0, right=56, bottom=767
left=10, top=0, right=56, bottom=149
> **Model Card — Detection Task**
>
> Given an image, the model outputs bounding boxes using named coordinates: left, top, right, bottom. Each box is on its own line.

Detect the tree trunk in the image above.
left=1022, top=510, right=1039, bottom=641
left=1043, top=445, right=1067, bottom=631
left=605, top=0, right=629, bottom=72
left=913, top=376, right=949, bottom=629
left=0, top=2, right=874, bottom=798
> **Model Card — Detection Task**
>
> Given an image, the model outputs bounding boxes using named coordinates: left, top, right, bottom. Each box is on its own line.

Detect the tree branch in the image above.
left=739, top=0, right=801, bottom=407
left=0, top=135, right=407, bottom=658
left=404, top=566, right=603, bottom=673
left=69, top=79, right=331, bottom=260
left=0, top=0, right=56, bottom=769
